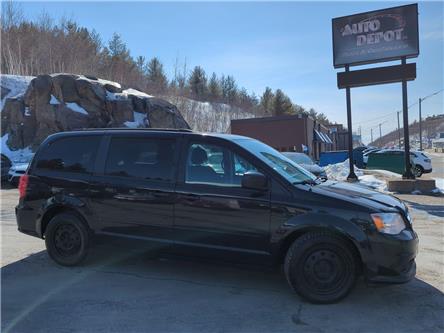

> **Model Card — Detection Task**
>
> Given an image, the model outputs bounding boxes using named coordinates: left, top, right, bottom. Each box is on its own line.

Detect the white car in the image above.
left=8, top=162, right=30, bottom=185
left=374, top=149, right=432, bottom=177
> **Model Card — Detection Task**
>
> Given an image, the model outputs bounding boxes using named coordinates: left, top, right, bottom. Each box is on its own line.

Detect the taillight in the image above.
left=18, top=175, right=29, bottom=199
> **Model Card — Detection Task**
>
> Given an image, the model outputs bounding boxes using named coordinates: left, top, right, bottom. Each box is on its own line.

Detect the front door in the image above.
left=174, top=138, right=271, bottom=259
left=90, top=134, right=178, bottom=242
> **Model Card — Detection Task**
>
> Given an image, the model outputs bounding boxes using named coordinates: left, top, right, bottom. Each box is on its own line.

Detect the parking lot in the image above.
left=1, top=184, right=443, bottom=333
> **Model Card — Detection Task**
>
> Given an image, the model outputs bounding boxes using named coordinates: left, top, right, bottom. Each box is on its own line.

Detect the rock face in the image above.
left=1, top=74, right=189, bottom=150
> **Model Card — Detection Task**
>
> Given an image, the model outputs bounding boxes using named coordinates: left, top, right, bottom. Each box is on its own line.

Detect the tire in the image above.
left=284, top=231, right=357, bottom=304
left=45, top=213, right=90, bottom=266
left=413, top=165, right=423, bottom=177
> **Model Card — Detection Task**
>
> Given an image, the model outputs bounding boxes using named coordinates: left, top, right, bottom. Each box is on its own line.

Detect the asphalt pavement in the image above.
left=1, top=186, right=443, bottom=333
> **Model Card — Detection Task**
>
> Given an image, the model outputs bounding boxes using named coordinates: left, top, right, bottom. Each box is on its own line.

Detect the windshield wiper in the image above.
left=293, top=179, right=318, bottom=186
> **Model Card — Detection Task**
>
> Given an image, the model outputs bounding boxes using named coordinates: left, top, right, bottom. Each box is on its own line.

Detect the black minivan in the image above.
left=16, top=129, right=418, bottom=303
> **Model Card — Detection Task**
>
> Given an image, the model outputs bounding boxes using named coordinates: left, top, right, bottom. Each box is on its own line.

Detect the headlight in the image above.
left=371, top=213, right=406, bottom=235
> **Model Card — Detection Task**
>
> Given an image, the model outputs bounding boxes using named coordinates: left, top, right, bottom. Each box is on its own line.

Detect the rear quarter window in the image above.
left=35, top=136, right=101, bottom=174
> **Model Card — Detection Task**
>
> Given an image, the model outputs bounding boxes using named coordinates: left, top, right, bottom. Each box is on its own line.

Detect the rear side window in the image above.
left=105, top=137, right=176, bottom=181
left=36, top=136, right=100, bottom=174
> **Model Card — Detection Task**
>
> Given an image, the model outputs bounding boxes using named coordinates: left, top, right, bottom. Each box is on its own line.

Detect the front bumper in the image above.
left=423, top=168, right=432, bottom=174
left=364, top=229, right=418, bottom=284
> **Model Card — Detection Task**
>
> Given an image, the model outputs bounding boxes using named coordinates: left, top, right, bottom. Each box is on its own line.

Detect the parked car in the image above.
left=1, top=154, right=12, bottom=181
left=8, top=155, right=34, bottom=186
left=374, top=149, right=432, bottom=177
left=16, top=129, right=418, bottom=303
left=282, top=152, right=327, bottom=180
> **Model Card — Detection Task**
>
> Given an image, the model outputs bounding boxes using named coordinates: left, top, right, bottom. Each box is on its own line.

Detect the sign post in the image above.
left=345, top=65, right=357, bottom=180
left=332, top=4, right=419, bottom=180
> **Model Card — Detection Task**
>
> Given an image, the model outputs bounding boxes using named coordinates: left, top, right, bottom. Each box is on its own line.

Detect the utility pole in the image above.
left=419, top=97, right=423, bottom=150
left=371, top=128, right=373, bottom=145
left=379, top=123, right=382, bottom=140
left=397, top=111, right=401, bottom=148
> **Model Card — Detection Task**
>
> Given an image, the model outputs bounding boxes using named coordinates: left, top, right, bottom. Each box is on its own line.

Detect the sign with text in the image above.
left=332, top=4, right=419, bottom=68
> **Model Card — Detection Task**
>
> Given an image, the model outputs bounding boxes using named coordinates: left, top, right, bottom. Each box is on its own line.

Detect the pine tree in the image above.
left=108, top=33, right=129, bottom=59
left=146, top=57, right=167, bottom=94
left=135, top=56, right=146, bottom=74
left=208, top=72, right=221, bottom=102
left=222, top=75, right=237, bottom=104
left=188, top=66, right=207, bottom=99
left=273, top=89, right=294, bottom=116
left=260, top=87, right=274, bottom=115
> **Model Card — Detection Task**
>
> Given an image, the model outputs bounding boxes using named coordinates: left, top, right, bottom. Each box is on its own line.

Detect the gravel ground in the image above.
left=1, top=187, right=443, bottom=333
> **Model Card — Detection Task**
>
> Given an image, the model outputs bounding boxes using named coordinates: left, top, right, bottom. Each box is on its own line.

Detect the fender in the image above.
left=36, top=194, right=90, bottom=238
left=270, top=212, right=372, bottom=264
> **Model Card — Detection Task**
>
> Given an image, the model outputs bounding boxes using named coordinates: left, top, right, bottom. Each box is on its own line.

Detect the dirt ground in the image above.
left=1, top=187, right=443, bottom=333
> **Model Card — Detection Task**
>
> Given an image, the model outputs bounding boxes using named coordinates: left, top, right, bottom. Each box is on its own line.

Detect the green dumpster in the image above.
left=366, top=153, right=412, bottom=174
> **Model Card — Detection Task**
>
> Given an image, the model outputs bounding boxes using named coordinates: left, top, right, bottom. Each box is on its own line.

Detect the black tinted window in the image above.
left=36, top=136, right=100, bottom=174
left=105, top=137, right=175, bottom=181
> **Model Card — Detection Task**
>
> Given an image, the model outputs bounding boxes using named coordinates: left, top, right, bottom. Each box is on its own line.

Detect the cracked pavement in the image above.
left=2, top=188, right=443, bottom=332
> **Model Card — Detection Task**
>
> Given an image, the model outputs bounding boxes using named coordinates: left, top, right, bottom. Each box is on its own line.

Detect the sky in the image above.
left=17, top=1, right=444, bottom=143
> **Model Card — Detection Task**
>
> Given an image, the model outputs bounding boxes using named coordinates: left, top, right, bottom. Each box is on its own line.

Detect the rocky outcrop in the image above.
left=1, top=74, right=189, bottom=150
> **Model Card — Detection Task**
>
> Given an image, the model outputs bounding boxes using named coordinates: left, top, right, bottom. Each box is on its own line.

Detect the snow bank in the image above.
left=324, top=160, right=387, bottom=192
left=0, top=74, right=34, bottom=111
left=1, top=134, right=34, bottom=163
left=324, top=159, right=363, bottom=181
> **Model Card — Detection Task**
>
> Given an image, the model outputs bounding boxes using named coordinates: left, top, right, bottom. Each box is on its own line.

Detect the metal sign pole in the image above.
left=401, top=57, right=414, bottom=179
left=345, top=65, right=358, bottom=181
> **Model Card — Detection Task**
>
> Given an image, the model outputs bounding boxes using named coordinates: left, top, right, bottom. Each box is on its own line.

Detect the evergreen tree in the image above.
left=135, top=56, right=146, bottom=74
left=146, top=57, right=167, bottom=94
left=222, top=75, right=237, bottom=104
left=188, top=66, right=207, bottom=99
left=208, top=72, right=221, bottom=102
left=273, top=89, right=294, bottom=116
left=260, top=87, right=274, bottom=115
left=108, top=32, right=129, bottom=59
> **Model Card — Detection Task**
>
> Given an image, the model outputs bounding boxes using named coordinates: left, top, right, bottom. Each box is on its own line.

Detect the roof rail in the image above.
left=76, top=127, right=193, bottom=133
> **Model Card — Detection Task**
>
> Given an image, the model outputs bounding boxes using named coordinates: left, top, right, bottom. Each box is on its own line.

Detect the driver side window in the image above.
left=185, top=143, right=257, bottom=186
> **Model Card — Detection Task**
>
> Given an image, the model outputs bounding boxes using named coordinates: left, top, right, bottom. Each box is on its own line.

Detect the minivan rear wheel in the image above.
left=45, top=213, right=90, bottom=266
left=284, top=231, right=357, bottom=304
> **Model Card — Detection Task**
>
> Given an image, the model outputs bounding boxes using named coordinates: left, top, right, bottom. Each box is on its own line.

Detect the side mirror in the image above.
left=241, top=171, right=268, bottom=191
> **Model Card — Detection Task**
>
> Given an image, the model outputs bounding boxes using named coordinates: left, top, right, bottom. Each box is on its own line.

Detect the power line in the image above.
left=352, top=88, right=443, bottom=127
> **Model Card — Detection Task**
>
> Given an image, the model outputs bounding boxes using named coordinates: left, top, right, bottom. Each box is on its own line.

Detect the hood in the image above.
left=311, top=180, right=406, bottom=212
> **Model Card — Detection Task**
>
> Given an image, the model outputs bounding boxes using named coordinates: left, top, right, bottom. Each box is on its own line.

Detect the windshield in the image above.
left=235, top=139, right=317, bottom=184
left=284, top=153, right=314, bottom=165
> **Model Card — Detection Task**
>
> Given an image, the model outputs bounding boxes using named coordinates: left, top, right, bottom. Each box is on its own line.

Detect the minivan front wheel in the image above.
left=45, top=213, right=90, bottom=266
left=284, top=231, right=357, bottom=304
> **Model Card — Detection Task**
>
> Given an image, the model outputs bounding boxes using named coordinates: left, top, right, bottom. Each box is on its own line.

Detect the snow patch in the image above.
left=124, top=112, right=148, bottom=128
left=50, top=95, right=60, bottom=105
left=66, top=102, right=88, bottom=115
left=106, top=88, right=153, bottom=101
left=324, top=159, right=388, bottom=192
left=433, top=178, right=444, bottom=194
left=358, top=175, right=387, bottom=192
left=1, top=134, right=34, bottom=163
left=123, top=88, right=153, bottom=98
left=1, top=74, right=34, bottom=111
